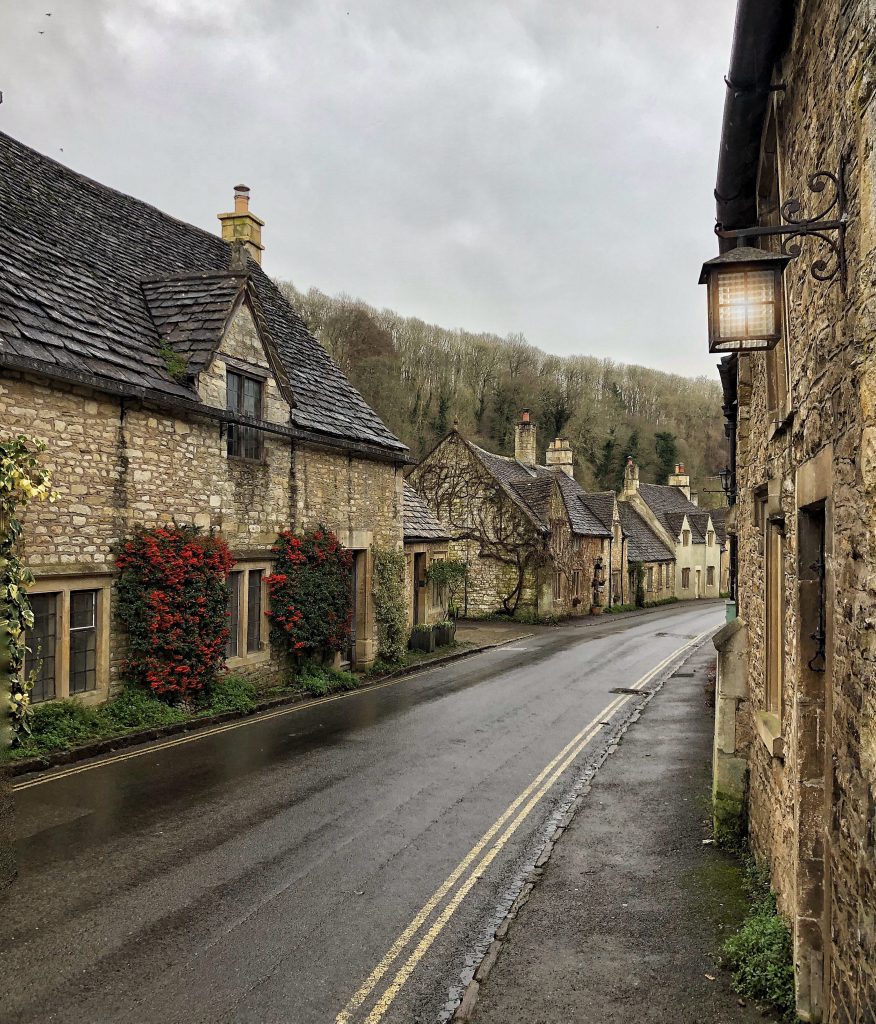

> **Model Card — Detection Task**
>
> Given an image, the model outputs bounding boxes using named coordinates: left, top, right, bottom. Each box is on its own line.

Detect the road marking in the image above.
left=11, top=668, right=465, bottom=792
left=337, top=627, right=713, bottom=1023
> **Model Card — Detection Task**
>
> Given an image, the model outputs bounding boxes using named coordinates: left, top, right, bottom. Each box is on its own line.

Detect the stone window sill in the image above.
left=768, top=408, right=795, bottom=442
left=755, top=710, right=784, bottom=759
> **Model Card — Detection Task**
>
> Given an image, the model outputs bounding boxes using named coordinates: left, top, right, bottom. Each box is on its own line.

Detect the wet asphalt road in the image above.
left=2, top=601, right=723, bottom=1024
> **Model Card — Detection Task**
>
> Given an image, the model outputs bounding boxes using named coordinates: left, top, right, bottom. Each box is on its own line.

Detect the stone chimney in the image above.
left=546, top=437, right=574, bottom=477
left=623, top=455, right=640, bottom=496
left=514, top=410, right=537, bottom=466
left=667, top=463, right=691, bottom=499
left=218, top=184, right=265, bottom=265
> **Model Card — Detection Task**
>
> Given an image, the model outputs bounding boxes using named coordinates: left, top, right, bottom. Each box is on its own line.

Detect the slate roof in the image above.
left=141, top=272, right=247, bottom=373
left=403, top=483, right=451, bottom=542
left=709, top=507, right=728, bottom=546
left=580, top=491, right=617, bottom=536
left=0, top=132, right=407, bottom=456
left=618, top=503, right=674, bottom=563
left=637, top=483, right=711, bottom=544
left=464, top=439, right=610, bottom=538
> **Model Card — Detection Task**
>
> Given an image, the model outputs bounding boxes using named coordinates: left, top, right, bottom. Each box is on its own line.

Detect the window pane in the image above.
left=226, top=572, right=241, bottom=658
left=226, top=371, right=241, bottom=413
left=247, top=570, right=263, bottom=653
left=28, top=593, right=57, bottom=703
left=717, top=269, right=776, bottom=339
left=69, top=590, right=98, bottom=694
left=242, top=376, right=261, bottom=418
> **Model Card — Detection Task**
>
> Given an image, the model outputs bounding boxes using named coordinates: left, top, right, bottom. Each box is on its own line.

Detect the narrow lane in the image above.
left=2, top=602, right=723, bottom=1024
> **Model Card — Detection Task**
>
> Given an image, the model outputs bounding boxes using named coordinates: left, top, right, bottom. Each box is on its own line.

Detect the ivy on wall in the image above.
left=425, top=558, right=468, bottom=618
left=266, top=528, right=353, bottom=662
left=0, top=435, right=57, bottom=743
left=372, top=546, right=408, bottom=664
left=116, top=525, right=234, bottom=699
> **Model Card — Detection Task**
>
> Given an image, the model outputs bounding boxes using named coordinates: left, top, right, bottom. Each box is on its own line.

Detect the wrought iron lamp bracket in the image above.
left=715, top=159, right=847, bottom=290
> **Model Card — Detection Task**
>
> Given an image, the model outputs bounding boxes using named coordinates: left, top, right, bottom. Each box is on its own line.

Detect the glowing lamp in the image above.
left=699, top=246, right=792, bottom=353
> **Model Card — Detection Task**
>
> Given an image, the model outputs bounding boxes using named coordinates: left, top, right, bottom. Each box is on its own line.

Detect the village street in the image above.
left=4, top=601, right=722, bottom=1024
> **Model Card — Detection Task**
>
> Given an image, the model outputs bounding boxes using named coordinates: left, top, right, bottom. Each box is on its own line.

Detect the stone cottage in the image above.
left=617, top=502, right=675, bottom=603
left=402, top=482, right=451, bottom=626
left=708, top=0, right=875, bottom=1018
left=620, top=459, right=723, bottom=600
left=408, top=414, right=625, bottom=617
left=0, top=132, right=410, bottom=698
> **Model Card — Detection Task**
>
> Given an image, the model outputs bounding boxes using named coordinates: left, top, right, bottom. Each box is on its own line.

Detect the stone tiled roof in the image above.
left=403, top=482, right=451, bottom=541
left=510, top=476, right=556, bottom=528
left=581, top=491, right=617, bottom=535
left=618, top=503, right=674, bottom=563
left=637, top=483, right=711, bottom=544
left=141, top=272, right=247, bottom=373
left=464, top=439, right=610, bottom=538
left=0, top=132, right=407, bottom=455
left=709, top=506, right=728, bottom=546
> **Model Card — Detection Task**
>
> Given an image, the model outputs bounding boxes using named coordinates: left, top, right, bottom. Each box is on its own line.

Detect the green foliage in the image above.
left=0, top=434, right=57, bottom=743
left=372, top=546, right=408, bottom=663
left=158, top=339, right=189, bottom=381
left=297, top=663, right=359, bottom=697
left=425, top=558, right=468, bottom=617
left=7, top=688, right=188, bottom=760
left=267, top=528, right=353, bottom=661
left=281, top=283, right=725, bottom=494
left=721, top=864, right=796, bottom=1019
left=654, top=431, right=680, bottom=483
left=205, top=673, right=257, bottom=714
left=629, top=560, right=646, bottom=608
left=410, top=622, right=434, bottom=634
left=605, top=603, right=636, bottom=614
left=643, top=596, right=679, bottom=608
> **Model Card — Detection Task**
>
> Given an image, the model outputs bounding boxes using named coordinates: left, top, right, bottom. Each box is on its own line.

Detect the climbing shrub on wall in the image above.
left=116, top=525, right=234, bottom=700
left=0, top=435, right=57, bottom=743
left=266, top=528, right=353, bottom=661
left=425, top=558, right=468, bottom=618
left=372, top=546, right=408, bottom=664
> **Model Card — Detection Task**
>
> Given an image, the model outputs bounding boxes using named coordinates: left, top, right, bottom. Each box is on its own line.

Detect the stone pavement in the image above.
left=465, top=643, right=781, bottom=1024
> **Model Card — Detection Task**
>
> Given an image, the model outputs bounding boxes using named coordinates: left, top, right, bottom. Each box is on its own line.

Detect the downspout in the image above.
left=608, top=534, right=613, bottom=609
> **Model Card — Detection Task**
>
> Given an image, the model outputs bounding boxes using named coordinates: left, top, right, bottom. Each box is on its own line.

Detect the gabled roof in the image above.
left=709, top=506, right=728, bottom=546
left=0, top=132, right=407, bottom=456
left=141, top=271, right=246, bottom=373
left=463, top=438, right=610, bottom=538
left=403, top=482, right=451, bottom=542
left=618, top=503, right=674, bottom=563
left=555, top=475, right=611, bottom=537
left=510, top=476, right=556, bottom=528
left=637, top=483, right=712, bottom=544
left=581, top=491, right=617, bottom=536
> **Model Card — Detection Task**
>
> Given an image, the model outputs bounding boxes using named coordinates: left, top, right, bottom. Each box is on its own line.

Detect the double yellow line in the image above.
left=337, top=628, right=712, bottom=1024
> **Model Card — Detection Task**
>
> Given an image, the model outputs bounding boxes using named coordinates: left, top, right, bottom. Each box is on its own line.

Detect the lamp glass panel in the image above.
left=716, top=268, right=776, bottom=340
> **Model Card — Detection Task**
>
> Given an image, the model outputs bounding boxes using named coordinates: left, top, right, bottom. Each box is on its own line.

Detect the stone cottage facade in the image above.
left=709, top=1, right=875, bottom=1019
left=408, top=415, right=625, bottom=618
left=0, top=133, right=410, bottom=697
left=620, top=459, right=723, bottom=601
left=402, top=482, right=451, bottom=626
left=617, top=502, right=675, bottom=603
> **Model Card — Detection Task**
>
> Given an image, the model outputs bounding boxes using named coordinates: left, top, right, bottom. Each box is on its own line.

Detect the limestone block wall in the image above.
left=1, top=369, right=404, bottom=688
left=733, top=0, right=876, bottom=1017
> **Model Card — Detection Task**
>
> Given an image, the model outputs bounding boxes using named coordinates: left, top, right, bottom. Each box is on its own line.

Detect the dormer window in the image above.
left=227, top=369, right=263, bottom=460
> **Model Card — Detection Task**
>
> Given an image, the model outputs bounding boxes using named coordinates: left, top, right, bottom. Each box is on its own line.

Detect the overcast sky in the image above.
left=2, top=0, right=737, bottom=378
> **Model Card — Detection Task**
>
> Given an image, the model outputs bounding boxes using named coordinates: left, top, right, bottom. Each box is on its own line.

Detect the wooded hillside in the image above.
left=281, top=283, right=727, bottom=505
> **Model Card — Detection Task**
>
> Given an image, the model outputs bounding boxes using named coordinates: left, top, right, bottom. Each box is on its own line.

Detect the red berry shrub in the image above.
left=116, top=525, right=234, bottom=699
left=266, top=528, right=353, bottom=660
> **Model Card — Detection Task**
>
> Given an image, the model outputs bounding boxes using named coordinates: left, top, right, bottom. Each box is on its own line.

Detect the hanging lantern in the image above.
left=699, top=246, right=792, bottom=353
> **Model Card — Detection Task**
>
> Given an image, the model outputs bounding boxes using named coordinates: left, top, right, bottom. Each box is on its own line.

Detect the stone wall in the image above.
left=1, top=362, right=404, bottom=690
left=730, top=0, right=876, bottom=1018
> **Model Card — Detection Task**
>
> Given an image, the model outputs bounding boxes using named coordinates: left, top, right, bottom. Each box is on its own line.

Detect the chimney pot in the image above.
left=521, top=409, right=530, bottom=423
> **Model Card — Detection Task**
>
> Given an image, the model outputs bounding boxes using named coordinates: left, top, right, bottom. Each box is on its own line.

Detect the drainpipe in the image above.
left=607, top=535, right=613, bottom=609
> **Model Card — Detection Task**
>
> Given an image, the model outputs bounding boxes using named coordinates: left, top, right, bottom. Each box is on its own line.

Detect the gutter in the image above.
left=714, top=0, right=795, bottom=241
